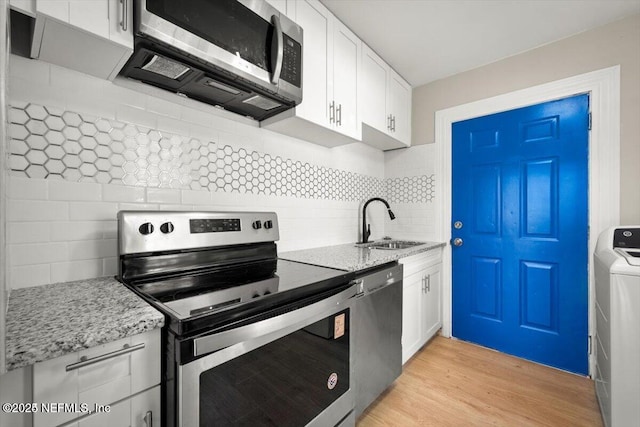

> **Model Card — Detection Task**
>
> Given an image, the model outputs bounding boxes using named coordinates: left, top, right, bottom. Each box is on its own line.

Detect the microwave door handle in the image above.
left=270, top=14, right=284, bottom=85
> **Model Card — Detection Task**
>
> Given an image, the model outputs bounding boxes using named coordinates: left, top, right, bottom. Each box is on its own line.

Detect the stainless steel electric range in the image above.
left=117, top=211, right=358, bottom=427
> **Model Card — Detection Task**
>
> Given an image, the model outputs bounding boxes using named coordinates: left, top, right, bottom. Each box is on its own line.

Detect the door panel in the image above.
left=452, top=94, right=589, bottom=375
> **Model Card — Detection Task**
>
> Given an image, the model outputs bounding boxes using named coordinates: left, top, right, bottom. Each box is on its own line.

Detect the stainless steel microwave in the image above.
left=120, top=0, right=303, bottom=121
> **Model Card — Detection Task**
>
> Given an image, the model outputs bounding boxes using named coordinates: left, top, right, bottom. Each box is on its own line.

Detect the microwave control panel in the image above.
left=281, top=34, right=302, bottom=88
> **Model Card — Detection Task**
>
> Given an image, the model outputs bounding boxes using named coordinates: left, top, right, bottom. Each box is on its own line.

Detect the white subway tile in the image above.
left=9, top=55, right=50, bottom=83
left=49, top=180, right=102, bottom=201
left=8, top=222, right=50, bottom=244
left=10, top=264, right=51, bottom=289
left=103, top=185, right=146, bottom=203
left=116, top=104, right=158, bottom=129
left=156, top=116, right=193, bottom=138
left=106, top=79, right=148, bottom=109
left=147, top=188, right=181, bottom=204
left=103, top=257, right=118, bottom=277
left=50, top=259, right=104, bottom=284
left=118, top=203, right=159, bottom=211
left=101, top=221, right=118, bottom=239
left=147, top=97, right=182, bottom=119
left=8, top=200, right=69, bottom=221
left=10, top=242, right=68, bottom=266
left=69, top=202, right=119, bottom=221
left=8, top=176, right=48, bottom=200
left=68, top=239, right=117, bottom=261
left=50, top=221, right=104, bottom=241
left=182, top=189, right=211, bottom=205
left=158, top=204, right=192, bottom=211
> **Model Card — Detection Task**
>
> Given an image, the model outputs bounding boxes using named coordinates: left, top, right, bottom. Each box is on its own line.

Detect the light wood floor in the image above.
left=357, top=336, right=603, bottom=427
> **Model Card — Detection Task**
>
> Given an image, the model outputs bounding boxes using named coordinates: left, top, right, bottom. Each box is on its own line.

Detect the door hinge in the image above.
left=588, top=112, right=592, bottom=130
left=589, top=335, right=593, bottom=354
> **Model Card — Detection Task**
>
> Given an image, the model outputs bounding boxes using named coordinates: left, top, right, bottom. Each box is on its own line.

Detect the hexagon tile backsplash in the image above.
left=8, top=102, right=435, bottom=203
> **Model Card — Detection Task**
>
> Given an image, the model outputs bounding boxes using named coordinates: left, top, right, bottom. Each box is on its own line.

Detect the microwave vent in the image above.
left=142, top=54, right=191, bottom=80
left=242, top=95, right=282, bottom=111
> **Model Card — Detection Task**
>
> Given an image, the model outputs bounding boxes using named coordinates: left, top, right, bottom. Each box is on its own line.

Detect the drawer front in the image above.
left=399, top=248, right=442, bottom=277
left=33, top=329, right=160, bottom=427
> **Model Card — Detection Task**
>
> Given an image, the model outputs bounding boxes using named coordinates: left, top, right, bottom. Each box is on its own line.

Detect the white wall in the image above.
left=5, top=55, right=436, bottom=290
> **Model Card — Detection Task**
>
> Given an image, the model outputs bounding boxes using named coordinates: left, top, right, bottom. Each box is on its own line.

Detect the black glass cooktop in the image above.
left=125, top=259, right=355, bottom=336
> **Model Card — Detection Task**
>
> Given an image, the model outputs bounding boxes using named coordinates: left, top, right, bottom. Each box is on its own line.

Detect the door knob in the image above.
left=453, top=238, right=464, bottom=247
left=454, top=221, right=463, bottom=229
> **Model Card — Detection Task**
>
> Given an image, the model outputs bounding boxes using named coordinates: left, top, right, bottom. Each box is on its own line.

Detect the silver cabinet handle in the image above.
left=65, top=342, right=145, bottom=371
left=120, top=0, right=128, bottom=32
left=452, top=237, right=463, bottom=247
left=426, top=274, right=431, bottom=292
left=391, top=115, right=396, bottom=132
left=329, top=101, right=335, bottom=124
left=337, top=104, right=342, bottom=126
left=270, top=14, right=284, bottom=85
left=387, top=114, right=392, bottom=131
left=144, top=410, right=153, bottom=427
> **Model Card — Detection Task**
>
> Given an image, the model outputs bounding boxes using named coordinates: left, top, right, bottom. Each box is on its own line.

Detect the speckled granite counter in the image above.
left=5, top=277, right=164, bottom=371
left=280, top=240, right=446, bottom=272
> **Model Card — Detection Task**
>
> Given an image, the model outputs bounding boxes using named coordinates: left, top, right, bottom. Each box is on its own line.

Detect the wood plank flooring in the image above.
left=357, top=336, right=602, bottom=427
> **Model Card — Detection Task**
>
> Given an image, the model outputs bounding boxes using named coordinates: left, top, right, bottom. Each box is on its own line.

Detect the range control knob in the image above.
left=139, top=222, right=154, bottom=235
left=160, top=222, right=174, bottom=234
left=264, top=220, right=273, bottom=229
left=252, top=220, right=262, bottom=230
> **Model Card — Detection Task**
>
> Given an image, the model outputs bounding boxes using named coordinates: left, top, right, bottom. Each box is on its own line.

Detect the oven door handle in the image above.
left=193, top=284, right=357, bottom=357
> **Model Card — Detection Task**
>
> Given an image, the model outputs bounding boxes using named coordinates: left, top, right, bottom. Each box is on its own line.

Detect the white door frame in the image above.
left=435, top=66, right=620, bottom=376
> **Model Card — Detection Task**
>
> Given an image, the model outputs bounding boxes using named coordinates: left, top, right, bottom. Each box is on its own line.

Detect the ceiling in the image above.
left=320, top=0, right=640, bottom=87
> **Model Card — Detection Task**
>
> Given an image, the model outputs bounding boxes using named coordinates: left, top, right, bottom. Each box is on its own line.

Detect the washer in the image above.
left=594, top=226, right=640, bottom=427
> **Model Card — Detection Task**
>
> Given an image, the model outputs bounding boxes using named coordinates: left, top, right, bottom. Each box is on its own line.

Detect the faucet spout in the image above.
left=361, top=197, right=395, bottom=244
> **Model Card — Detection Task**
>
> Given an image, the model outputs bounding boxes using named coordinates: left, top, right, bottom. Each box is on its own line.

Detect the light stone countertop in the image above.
left=5, top=277, right=165, bottom=371
left=280, top=240, right=446, bottom=272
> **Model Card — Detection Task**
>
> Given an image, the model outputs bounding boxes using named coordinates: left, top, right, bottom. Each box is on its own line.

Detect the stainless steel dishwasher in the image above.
left=353, top=262, right=403, bottom=417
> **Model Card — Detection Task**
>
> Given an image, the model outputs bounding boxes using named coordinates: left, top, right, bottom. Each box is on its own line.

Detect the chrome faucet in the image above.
left=361, top=197, right=396, bottom=243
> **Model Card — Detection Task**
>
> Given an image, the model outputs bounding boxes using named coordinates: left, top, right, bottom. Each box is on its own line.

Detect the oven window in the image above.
left=147, top=0, right=273, bottom=72
left=199, top=310, right=350, bottom=426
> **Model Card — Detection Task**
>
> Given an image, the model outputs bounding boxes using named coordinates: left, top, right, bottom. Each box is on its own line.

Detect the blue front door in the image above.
left=452, top=94, right=589, bottom=375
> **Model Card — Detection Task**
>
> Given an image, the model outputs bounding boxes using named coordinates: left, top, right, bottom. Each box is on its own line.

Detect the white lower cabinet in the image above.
left=400, top=249, right=442, bottom=364
left=72, top=386, right=159, bottom=427
left=32, top=329, right=160, bottom=427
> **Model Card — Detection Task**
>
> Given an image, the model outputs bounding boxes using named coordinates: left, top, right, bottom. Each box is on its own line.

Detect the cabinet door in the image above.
left=131, top=386, right=160, bottom=427
left=293, top=0, right=330, bottom=128
left=36, top=0, right=69, bottom=22
left=265, top=0, right=288, bottom=16
left=69, top=0, right=109, bottom=39
left=388, top=70, right=412, bottom=145
left=78, top=398, right=131, bottom=427
left=361, top=44, right=389, bottom=134
left=423, top=263, right=442, bottom=341
left=331, top=19, right=360, bottom=139
left=108, top=0, right=133, bottom=48
left=402, top=270, right=424, bottom=364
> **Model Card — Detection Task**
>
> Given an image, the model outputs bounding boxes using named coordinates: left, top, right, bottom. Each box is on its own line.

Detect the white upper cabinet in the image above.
left=294, top=0, right=331, bottom=129
left=262, top=0, right=362, bottom=147
left=361, top=44, right=412, bottom=149
left=330, top=19, right=360, bottom=139
left=265, top=0, right=289, bottom=16
left=30, top=0, right=133, bottom=80
left=388, top=69, right=412, bottom=144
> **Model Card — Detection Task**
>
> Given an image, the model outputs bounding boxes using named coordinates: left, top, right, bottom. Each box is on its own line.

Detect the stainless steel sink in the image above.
left=358, top=240, right=425, bottom=250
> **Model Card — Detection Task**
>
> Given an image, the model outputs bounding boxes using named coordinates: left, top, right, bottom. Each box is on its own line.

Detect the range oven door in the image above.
left=177, top=285, right=356, bottom=427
